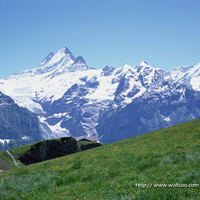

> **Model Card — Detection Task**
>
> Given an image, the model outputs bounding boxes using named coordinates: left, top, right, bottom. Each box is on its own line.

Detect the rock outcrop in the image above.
left=19, top=137, right=79, bottom=165
left=19, top=137, right=102, bottom=165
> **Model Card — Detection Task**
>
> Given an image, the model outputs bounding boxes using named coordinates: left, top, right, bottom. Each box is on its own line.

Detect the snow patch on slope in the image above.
left=48, top=120, right=70, bottom=138
left=169, top=62, right=200, bottom=91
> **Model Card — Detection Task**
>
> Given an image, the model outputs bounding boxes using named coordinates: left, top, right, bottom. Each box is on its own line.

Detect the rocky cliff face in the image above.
left=0, top=91, right=48, bottom=150
left=97, top=86, right=200, bottom=143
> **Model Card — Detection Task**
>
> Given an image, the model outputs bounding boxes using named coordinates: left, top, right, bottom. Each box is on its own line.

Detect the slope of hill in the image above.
left=0, top=119, right=200, bottom=199
left=0, top=137, right=101, bottom=169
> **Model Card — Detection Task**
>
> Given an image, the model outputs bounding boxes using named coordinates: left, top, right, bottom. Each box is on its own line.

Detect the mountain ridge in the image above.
left=169, top=62, right=200, bottom=90
left=0, top=46, right=200, bottom=143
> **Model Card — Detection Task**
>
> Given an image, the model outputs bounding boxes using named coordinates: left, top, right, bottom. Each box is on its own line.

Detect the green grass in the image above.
left=9, top=143, right=33, bottom=161
left=0, top=151, right=15, bottom=171
left=0, top=159, right=13, bottom=171
left=1, top=119, right=200, bottom=199
left=77, top=140, right=97, bottom=147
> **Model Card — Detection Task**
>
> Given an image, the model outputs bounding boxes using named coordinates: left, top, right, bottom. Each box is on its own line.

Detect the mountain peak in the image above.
left=67, top=56, right=89, bottom=72
left=38, top=46, right=75, bottom=68
left=74, top=56, right=86, bottom=64
left=101, top=65, right=115, bottom=76
left=58, top=46, right=73, bottom=55
left=139, top=61, right=148, bottom=66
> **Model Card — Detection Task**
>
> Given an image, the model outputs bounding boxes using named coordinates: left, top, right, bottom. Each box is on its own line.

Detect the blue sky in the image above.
left=0, top=0, right=200, bottom=78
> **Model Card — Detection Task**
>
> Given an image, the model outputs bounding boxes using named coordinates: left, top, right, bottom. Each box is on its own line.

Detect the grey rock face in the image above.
left=0, top=91, right=45, bottom=149
left=97, top=86, right=200, bottom=143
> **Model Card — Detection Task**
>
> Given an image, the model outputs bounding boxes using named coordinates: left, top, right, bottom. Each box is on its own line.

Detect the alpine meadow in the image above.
left=0, top=119, right=200, bottom=199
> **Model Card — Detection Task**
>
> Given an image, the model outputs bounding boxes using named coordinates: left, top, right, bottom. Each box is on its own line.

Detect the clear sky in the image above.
left=0, top=0, right=200, bottom=78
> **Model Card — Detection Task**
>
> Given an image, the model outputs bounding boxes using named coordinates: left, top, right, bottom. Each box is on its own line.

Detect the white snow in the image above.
left=22, top=136, right=29, bottom=140
left=48, top=120, right=70, bottom=138
left=0, top=139, right=11, bottom=144
left=0, top=55, right=159, bottom=113
left=85, top=69, right=118, bottom=101
left=52, top=113, right=69, bottom=118
left=42, top=46, right=69, bottom=67
left=0, top=49, right=77, bottom=111
left=164, top=117, right=170, bottom=122
left=169, top=62, right=200, bottom=91
left=139, top=61, right=149, bottom=67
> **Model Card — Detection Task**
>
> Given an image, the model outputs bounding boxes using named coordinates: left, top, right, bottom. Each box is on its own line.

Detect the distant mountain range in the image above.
left=0, top=46, right=200, bottom=146
left=169, top=63, right=200, bottom=90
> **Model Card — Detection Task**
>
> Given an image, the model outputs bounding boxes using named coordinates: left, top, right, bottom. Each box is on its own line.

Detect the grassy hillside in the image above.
left=0, top=150, right=15, bottom=171
left=0, top=119, right=200, bottom=199
left=0, top=138, right=101, bottom=170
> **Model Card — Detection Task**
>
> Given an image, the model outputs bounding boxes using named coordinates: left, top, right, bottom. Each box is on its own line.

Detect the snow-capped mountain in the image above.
left=1, top=46, right=200, bottom=143
left=169, top=62, right=200, bottom=91
left=0, top=46, right=106, bottom=138
left=0, top=46, right=90, bottom=113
